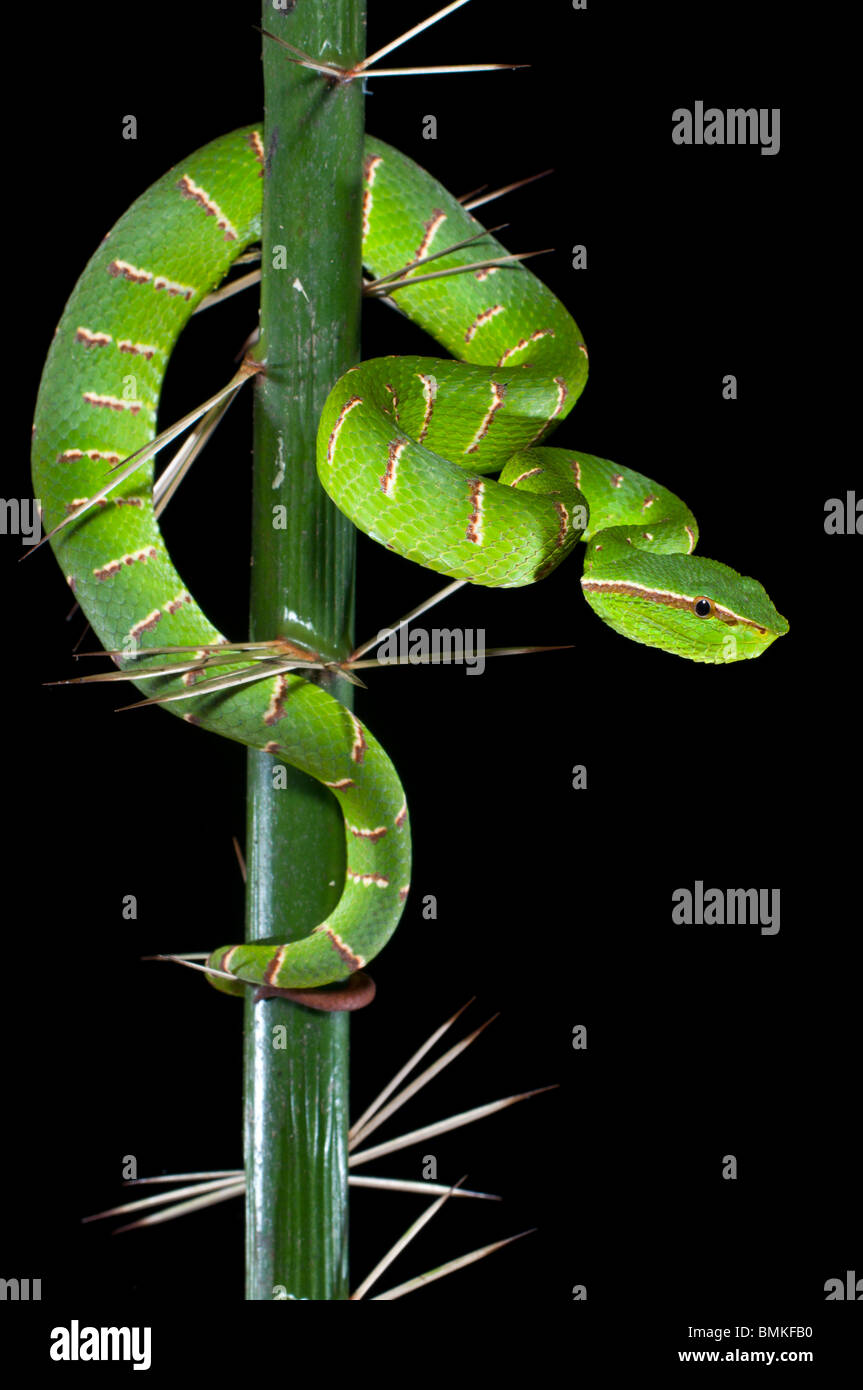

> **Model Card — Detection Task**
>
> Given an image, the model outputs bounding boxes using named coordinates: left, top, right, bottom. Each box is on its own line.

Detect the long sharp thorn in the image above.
left=366, top=224, right=510, bottom=289
left=354, top=0, right=473, bottom=73
left=457, top=183, right=488, bottom=204
left=370, top=1230, right=535, bottom=1300
left=364, top=250, right=551, bottom=297
left=22, top=362, right=260, bottom=559
left=256, top=27, right=347, bottom=77
left=346, top=644, right=574, bottom=672
left=348, top=1086, right=559, bottom=1167
left=232, top=835, right=247, bottom=884
left=113, top=657, right=321, bottom=711
left=353, top=64, right=528, bottom=78
left=125, top=1171, right=243, bottom=1185
left=84, top=1176, right=246, bottom=1223
left=348, top=998, right=475, bottom=1141
left=349, top=1175, right=498, bottom=1200
left=462, top=168, right=554, bottom=212
left=350, top=578, right=466, bottom=661
left=153, top=390, right=237, bottom=518
left=349, top=1014, right=499, bottom=1151
left=146, top=954, right=236, bottom=982
left=350, top=1178, right=467, bottom=1300
left=194, top=268, right=261, bottom=314
left=113, top=1183, right=246, bottom=1233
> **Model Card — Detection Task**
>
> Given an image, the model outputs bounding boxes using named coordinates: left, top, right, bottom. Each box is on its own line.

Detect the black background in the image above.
left=3, top=0, right=858, bottom=1370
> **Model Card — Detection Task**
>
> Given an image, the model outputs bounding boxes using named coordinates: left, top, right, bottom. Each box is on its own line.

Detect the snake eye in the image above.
left=693, top=597, right=713, bottom=617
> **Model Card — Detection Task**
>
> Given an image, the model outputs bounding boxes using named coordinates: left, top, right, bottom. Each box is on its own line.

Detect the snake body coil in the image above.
left=31, top=128, right=788, bottom=991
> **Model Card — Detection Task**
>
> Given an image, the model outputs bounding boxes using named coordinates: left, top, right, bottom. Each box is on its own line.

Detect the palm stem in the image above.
left=244, top=0, right=365, bottom=1302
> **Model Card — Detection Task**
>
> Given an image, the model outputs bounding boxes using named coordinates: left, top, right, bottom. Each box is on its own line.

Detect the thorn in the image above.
left=366, top=224, right=509, bottom=290
left=348, top=1013, right=499, bottom=1151
left=349, top=1086, right=559, bottom=1168
left=194, top=268, right=261, bottom=314
left=232, top=835, right=247, bottom=884
left=83, top=1176, right=245, bottom=1224
left=144, top=953, right=236, bottom=982
left=354, top=0, right=473, bottom=73
left=354, top=65, right=528, bottom=80
left=350, top=1178, right=467, bottom=1300
left=370, top=1229, right=535, bottom=1300
left=349, top=998, right=475, bottom=1141
left=153, top=389, right=238, bottom=519
left=22, top=360, right=261, bottom=559
left=350, top=579, right=467, bottom=661
left=462, top=168, right=554, bottom=212
left=363, top=249, right=552, bottom=297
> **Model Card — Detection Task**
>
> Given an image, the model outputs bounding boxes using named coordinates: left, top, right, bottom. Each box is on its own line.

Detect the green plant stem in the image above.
left=244, top=0, right=365, bottom=1302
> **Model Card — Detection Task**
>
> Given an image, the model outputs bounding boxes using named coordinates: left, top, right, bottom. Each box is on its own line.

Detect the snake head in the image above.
left=581, top=552, right=789, bottom=663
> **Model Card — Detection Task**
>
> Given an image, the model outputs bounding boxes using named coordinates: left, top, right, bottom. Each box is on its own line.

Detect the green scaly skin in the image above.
left=31, top=127, right=788, bottom=992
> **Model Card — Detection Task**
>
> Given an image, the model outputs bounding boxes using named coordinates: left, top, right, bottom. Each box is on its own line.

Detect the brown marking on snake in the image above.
left=325, top=777, right=356, bottom=791
left=349, top=824, right=388, bottom=842
left=326, top=394, right=363, bottom=466
left=163, top=591, right=191, bottom=615
left=183, top=713, right=200, bottom=726
left=474, top=266, right=498, bottom=281
left=108, top=259, right=152, bottom=285
left=93, top=547, right=157, bottom=580
left=247, top=129, right=265, bottom=173
left=76, top=327, right=112, bottom=347
left=642, top=493, right=657, bottom=511
left=118, top=339, right=157, bottom=360
left=414, top=209, right=447, bottom=261
left=313, top=925, right=365, bottom=973
left=578, top=343, right=588, bottom=359
left=66, top=575, right=76, bottom=591
left=362, top=154, right=383, bottom=239
left=263, top=945, right=288, bottom=986
left=394, top=800, right=408, bottom=828
left=570, top=457, right=582, bottom=489
left=83, top=392, right=142, bottom=414
left=264, top=674, right=289, bottom=725
left=610, top=473, right=624, bottom=488
left=128, top=609, right=162, bottom=640
left=264, top=740, right=281, bottom=754
left=58, top=448, right=122, bottom=465
left=177, top=174, right=238, bottom=241
left=380, top=439, right=406, bottom=496
left=349, top=712, right=366, bottom=764
left=554, top=500, right=569, bottom=547
left=464, top=304, right=504, bottom=343
left=642, top=532, right=654, bottom=541
left=465, top=478, right=486, bottom=544
left=497, top=327, right=555, bottom=367
left=219, top=946, right=239, bottom=974
left=510, top=465, right=544, bottom=487
left=580, top=577, right=769, bottom=633
left=153, top=275, right=195, bottom=300
left=465, top=381, right=505, bottom=455
left=398, top=885, right=410, bottom=902
left=684, top=525, right=696, bottom=553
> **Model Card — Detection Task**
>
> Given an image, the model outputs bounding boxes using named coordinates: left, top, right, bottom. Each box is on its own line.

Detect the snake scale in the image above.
left=31, top=126, right=788, bottom=994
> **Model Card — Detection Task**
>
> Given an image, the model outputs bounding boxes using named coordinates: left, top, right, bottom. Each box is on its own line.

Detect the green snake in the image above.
left=31, top=126, right=788, bottom=995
